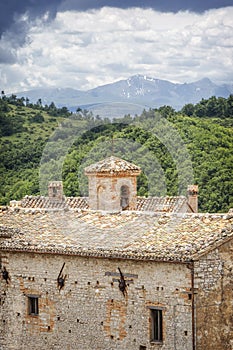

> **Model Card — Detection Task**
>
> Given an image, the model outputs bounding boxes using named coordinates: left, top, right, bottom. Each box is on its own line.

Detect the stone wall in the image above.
left=194, top=239, right=233, bottom=350
left=0, top=252, right=193, bottom=350
left=87, top=175, right=138, bottom=211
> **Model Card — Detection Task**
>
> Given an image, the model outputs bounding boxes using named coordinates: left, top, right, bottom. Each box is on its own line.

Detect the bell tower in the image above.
left=85, top=156, right=141, bottom=211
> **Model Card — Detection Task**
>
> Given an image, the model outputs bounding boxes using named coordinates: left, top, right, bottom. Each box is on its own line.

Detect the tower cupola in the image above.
left=85, top=156, right=141, bottom=211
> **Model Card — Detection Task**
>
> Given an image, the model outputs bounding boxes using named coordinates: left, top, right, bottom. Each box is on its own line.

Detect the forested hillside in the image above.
left=0, top=94, right=232, bottom=213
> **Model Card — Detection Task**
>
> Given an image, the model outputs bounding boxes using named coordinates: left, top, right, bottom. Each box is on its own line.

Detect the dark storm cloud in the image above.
left=0, top=0, right=64, bottom=63
left=0, top=0, right=63, bottom=38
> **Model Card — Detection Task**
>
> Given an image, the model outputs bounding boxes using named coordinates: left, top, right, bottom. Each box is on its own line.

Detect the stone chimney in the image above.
left=48, top=181, right=64, bottom=201
left=85, top=156, right=141, bottom=211
left=187, top=185, right=198, bottom=213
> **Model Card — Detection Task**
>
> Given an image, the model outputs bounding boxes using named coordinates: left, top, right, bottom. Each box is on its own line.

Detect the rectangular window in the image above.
left=28, top=296, right=39, bottom=315
left=151, top=308, right=163, bottom=342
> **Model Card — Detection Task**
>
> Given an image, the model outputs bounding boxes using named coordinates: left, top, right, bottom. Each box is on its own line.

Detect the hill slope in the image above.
left=0, top=96, right=232, bottom=212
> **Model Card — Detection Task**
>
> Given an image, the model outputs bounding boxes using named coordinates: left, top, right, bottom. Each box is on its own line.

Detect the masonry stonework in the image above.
left=85, top=156, right=141, bottom=211
left=87, top=175, right=138, bottom=211
left=1, top=252, right=193, bottom=350
left=194, top=239, right=233, bottom=350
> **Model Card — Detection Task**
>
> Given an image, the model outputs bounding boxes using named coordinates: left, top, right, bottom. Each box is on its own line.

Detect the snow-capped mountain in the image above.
left=14, top=75, right=232, bottom=117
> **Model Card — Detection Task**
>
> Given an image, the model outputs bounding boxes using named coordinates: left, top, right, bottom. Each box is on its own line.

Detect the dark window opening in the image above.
left=97, top=185, right=106, bottom=210
left=120, top=185, right=129, bottom=210
left=52, top=187, right=57, bottom=196
left=28, top=296, right=39, bottom=315
left=151, top=308, right=163, bottom=342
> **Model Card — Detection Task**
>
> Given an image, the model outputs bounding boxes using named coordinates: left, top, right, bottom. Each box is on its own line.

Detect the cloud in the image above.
left=0, top=0, right=65, bottom=68
left=1, top=0, right=231, bottom=44
left=1, top=6, right=233, bottom=93
left=59, top=0, right=233, bottom=13
left=0, top=1, right=63, bottom=37
left=0, top=46, right=16, bottom=64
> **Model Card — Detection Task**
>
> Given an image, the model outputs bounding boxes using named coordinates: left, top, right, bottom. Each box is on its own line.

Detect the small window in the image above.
left=120, top=185, right=129, bottom=210
left=52, top=187, right=58, bottom=197
left=150, top=308, right=163, bottom=343
left=28, top=296, right=39, bottom=315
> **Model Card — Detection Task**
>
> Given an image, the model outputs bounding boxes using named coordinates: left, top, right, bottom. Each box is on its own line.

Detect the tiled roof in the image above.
left=17, top=195, right=188, bottom=213
left=66, top=197, right=89, bottom=209
left=136, top=196, right=188, bottom=212
left=84, top=156, right=141, bottom=175
left=19, top=196, right=89, bottom=210
left=0, top=207, right=232, bottom=262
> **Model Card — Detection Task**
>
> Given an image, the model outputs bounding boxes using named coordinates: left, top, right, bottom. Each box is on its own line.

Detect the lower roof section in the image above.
left=1, top=207, right=232, bottom=262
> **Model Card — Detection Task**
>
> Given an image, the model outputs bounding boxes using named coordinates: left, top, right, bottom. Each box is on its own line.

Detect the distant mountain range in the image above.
left=14, top=75, right=233, bottom=118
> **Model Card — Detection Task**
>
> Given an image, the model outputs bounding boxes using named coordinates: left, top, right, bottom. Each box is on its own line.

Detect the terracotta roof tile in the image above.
left=0, top=207, right=232, bottom=262
left=136, top=196, right=187, bottom=212
left=66, top=197, right=89, bottom=209
left=19, top=195, right=187, bottom=213
left=20, top=196, right=89, bottom=210
left=84, top=156, right=141, bottom=175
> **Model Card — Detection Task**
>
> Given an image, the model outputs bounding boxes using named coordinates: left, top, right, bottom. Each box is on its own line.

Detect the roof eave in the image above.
left=0, top=245, right=191, bottom=264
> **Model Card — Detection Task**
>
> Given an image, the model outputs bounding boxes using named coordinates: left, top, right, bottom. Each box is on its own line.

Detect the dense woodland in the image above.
left=0, top=93, right=232, bottom=213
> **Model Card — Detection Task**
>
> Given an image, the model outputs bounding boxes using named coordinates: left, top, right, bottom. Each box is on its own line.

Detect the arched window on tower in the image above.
left=97, top=185, right=106, bottom=210
left=52, top=187, right=58, bottom=197
left=120, top=185, right=129, bottom=210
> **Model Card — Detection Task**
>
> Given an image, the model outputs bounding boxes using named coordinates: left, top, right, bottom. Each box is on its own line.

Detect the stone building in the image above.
left=0, top=156, right=232, bottom=350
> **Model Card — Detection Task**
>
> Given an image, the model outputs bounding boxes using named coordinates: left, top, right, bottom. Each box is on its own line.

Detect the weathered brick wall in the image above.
left=1, top=252, right=193, bottom=350
left=194, top=239, right=233, bottom=350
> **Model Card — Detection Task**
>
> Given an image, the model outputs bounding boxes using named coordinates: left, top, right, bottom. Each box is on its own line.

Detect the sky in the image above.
left=0, top=0, right=233, bottom=93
